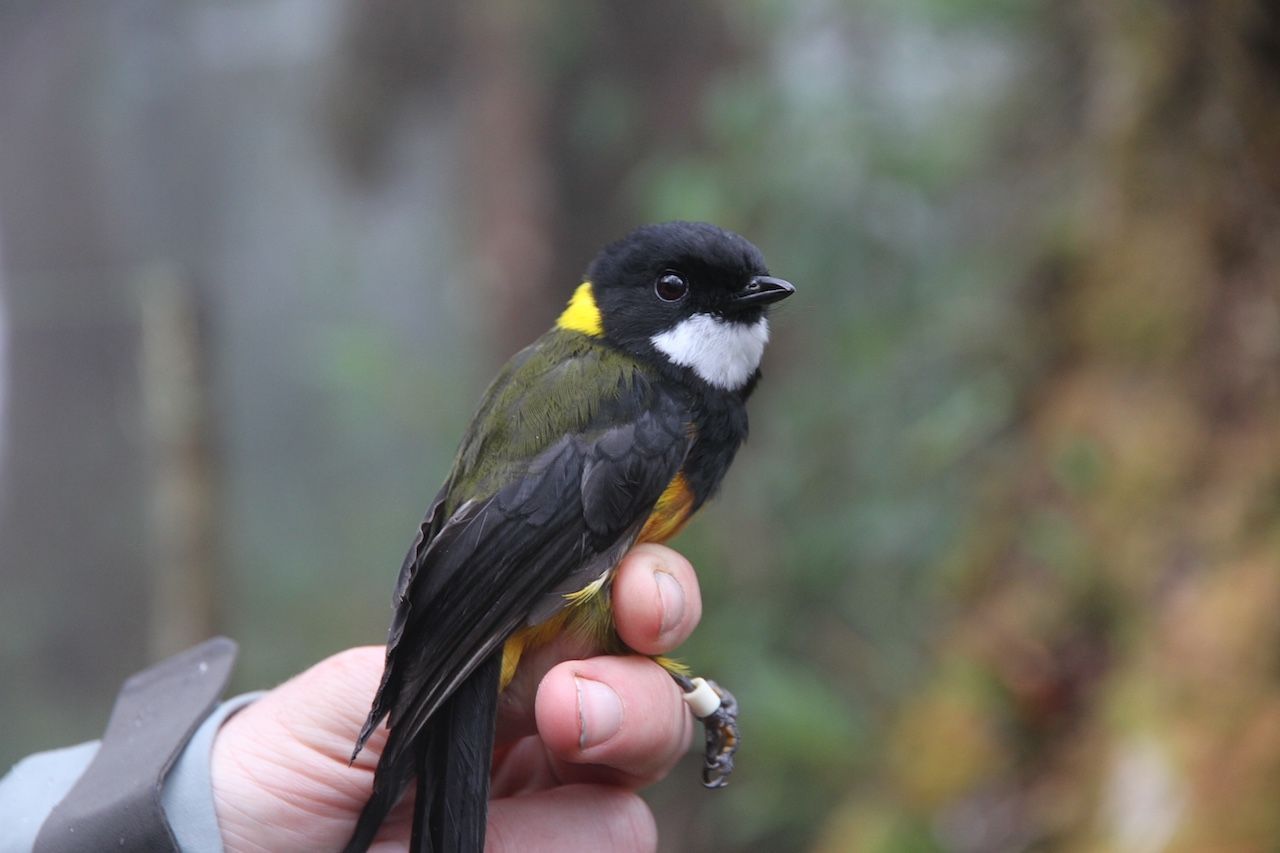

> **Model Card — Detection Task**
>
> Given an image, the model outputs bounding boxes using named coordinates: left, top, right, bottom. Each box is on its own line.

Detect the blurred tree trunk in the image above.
left=0, top=2, right=231, bottom=759
left=457, top=1, right=555, bottom=352
left=824, top=2, right=1280, bottom=850
left=0, top=4, right=151, bottom=752
left=141, top=270, right=220, bottom=659
left=329, top=0, right=738, bottom=355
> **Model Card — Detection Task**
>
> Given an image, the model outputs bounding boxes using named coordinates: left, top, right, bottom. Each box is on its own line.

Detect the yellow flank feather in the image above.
left=563, top=574, right=609, bottom=607
left=638, top=473, right=695, bottom=543
left=501, top=612, right=568, bottom=688
left=500, top=579, right=617, bottom=689
left=653, top=655, right=690, bottom=676
left=556, top=282, right=604, bottom=337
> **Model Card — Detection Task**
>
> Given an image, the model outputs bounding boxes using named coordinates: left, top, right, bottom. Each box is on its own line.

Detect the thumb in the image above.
left=211, top=647, right=400, bottom=851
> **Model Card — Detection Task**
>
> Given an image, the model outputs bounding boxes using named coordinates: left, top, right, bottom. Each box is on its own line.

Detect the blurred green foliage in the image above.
left=491, top=2, right=1035, bottom=846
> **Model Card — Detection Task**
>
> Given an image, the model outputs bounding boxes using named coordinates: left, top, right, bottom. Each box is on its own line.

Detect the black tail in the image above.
left=343, top=652, right=503, bottom=853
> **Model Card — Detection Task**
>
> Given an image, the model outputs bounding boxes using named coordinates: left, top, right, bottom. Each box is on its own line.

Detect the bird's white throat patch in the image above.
left=650, top=314, right=770, bottom=390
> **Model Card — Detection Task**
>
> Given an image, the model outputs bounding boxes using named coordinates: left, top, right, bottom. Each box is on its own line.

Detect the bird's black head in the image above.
left=575, top=221, right=793, bottom=391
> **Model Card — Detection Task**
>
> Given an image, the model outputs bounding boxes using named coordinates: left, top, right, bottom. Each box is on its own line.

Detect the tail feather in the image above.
left=419, top=650, right=502, bottom=852
left=342, top=652, right=502, bottom=853
left=342, top=724, right=417, bottom=853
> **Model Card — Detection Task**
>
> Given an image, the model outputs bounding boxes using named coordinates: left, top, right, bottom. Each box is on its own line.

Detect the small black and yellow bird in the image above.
left=343, top=221, right=794, bottom=852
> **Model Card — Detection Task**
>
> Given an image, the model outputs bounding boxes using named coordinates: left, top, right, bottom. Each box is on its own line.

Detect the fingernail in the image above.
left=655, top=570, right=684, bottom=636
left=575, top=677, right=623, bottom=750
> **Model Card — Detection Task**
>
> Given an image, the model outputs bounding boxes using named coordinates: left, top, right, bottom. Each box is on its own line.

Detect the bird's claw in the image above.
left=696, top=679, right=739, bottom=788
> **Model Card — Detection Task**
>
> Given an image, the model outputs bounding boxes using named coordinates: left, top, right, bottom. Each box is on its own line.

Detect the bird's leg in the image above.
left=672, top=672, right=740, bottom=788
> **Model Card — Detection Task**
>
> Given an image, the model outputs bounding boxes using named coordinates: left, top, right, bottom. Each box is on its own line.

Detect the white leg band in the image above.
left=682, top=677, right=721, bottom=718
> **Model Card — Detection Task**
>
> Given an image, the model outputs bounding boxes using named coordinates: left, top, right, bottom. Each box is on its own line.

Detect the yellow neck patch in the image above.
left=556, top=282, right=604, bottom=337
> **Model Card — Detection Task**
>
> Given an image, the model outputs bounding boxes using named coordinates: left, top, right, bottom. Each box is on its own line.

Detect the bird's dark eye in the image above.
left=655, top=272, right=688, bottom=302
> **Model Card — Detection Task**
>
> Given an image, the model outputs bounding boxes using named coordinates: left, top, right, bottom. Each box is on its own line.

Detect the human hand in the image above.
left=210, top=543, right=703, bottom=853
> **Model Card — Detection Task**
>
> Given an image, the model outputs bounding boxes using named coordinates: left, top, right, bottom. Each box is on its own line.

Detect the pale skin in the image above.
left=210, top=543, right=704, bottom=853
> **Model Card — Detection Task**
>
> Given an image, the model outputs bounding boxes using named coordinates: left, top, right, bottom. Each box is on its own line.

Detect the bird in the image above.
left=343, top=221, right=794, bottom=852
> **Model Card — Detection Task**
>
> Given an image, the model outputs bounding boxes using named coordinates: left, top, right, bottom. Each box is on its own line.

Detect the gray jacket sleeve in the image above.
left=0, top=638, right=265, bottom=852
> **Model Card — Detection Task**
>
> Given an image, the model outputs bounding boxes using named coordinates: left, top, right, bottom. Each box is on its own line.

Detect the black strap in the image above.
left=33, top=637, right=238, bottom=853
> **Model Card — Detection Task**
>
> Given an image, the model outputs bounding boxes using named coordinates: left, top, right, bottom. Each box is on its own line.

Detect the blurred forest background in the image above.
left=3, top=1, right=1280, bottom=850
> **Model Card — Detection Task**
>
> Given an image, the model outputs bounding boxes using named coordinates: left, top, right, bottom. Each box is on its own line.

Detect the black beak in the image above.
left=732, top=275, right=795, bottom=306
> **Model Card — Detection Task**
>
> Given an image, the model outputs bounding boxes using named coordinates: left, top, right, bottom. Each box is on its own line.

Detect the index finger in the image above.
left=611, top=543, right=702, bottom=655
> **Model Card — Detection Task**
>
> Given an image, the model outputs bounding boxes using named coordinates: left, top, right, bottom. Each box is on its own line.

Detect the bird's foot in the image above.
left=679, top=676, right=740, bottom=788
